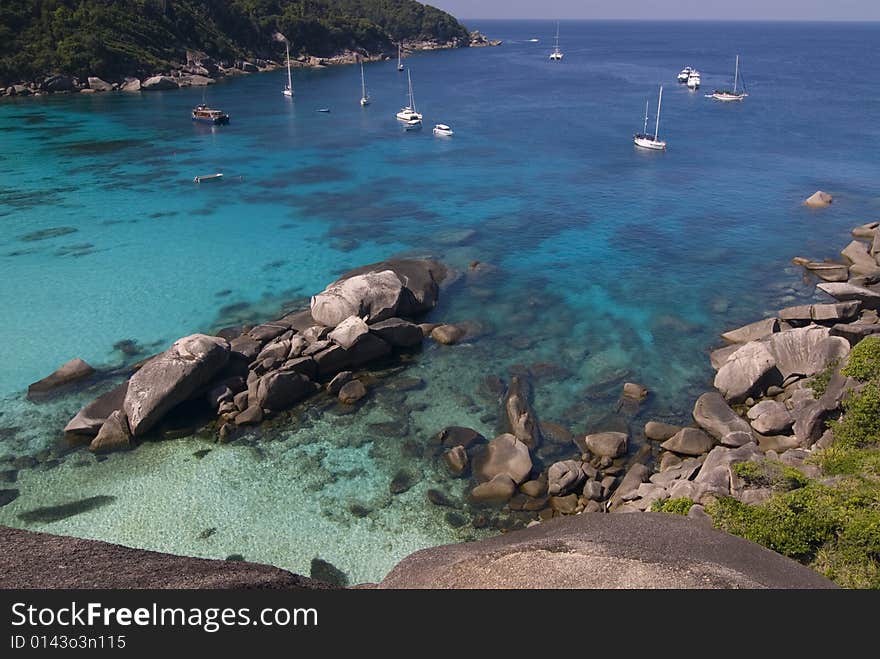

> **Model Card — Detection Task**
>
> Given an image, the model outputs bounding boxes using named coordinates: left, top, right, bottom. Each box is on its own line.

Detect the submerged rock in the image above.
left=65, top=381, right=129, bottom=436
left=27, top=358, right=95, bottom=398
left=309, top=558, right=349, bottom=587
left=89, top=410, right=131, bottom=453
left=470, top=474, right=516, bottom=505
left=338, top=379, right=367, bottom=404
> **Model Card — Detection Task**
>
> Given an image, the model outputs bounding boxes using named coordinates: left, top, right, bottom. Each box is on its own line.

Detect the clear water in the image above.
left=1, top=21, right=878, bottom=583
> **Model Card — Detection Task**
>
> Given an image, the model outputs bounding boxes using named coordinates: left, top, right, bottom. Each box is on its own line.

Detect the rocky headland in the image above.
left=0, top=33, right=500, bottom=99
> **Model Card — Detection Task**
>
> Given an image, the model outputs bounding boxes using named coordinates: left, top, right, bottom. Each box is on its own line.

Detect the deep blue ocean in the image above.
left=1, top=20, right=878, bottom=582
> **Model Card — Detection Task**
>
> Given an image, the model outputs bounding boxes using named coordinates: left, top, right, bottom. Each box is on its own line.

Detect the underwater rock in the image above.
left=427, top=489, right=456, bottom=507
left=17, top=495, right=116, bottom=523
left=622, top=382, right=648, bottom=400
left=123, top=334, right=229, bottom=436
left=504, top=376, right=542, bottom=449
left=436, top=426, right=485, bottom=449
left=18, top=226, right=77, bottom=242
left=469, top=474, right=516, bottom=506
left=309, top=558, right=349, bottom=587
left=89, top=410, right=131, bottom=453
left=0, top=489, right=19, bottom=507
left=27, top=358, right=95, bottom=398
left=443, top=446, right=469, bottom=476
left=390, top=470, right=417, bottom=495
left=338, top=379, right=367, bottom=404
left=65, top=381, right=129, bottom=436
left=430, top=324, right=464, bottom=345
left=327, top=371, right=353, bottom=394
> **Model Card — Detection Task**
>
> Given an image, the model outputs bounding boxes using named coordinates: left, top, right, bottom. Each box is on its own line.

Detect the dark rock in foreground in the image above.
left=376, top=513, right=836, bottom=589
left=0, top=526, right=333, bottom=589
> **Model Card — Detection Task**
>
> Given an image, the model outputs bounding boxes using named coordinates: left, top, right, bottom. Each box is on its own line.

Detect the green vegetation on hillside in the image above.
left=0, top=1, right=470, bottom=84
left=707, top=336, right=880, bottom=589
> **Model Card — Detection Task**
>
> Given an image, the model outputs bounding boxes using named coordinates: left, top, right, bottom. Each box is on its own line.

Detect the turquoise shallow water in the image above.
left=1, top=20, right=879, bottom=582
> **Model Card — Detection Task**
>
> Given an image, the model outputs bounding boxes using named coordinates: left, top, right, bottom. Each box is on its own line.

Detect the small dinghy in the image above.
left=193, top=173, right=223, bottom=183
left=316, top=108, right=331, bottom=113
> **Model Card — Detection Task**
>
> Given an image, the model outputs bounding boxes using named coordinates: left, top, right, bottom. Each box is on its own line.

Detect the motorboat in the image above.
left=433, top=123, right=454, bottom=137
left=194, top=173, right=224, bottom=183
left=677, top=67, right=694, bottom=83
left=191, top=105, right=229, bottom=124
left=687, top=70, right=701, bottom=90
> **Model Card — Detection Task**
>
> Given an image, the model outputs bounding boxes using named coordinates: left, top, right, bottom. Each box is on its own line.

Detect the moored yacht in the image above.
left=687, top=70, right=701, bottom=90
left=709, top=55, right=748, bottom=101
left=396, top=69, right=422, bottom=123
left=677, top=67, right=694, bottom=83
left=549, top=22, right=563, bottom=60
left=433, top=123, right=454, bottom=137
left=633, top=85, right=667, bottom=151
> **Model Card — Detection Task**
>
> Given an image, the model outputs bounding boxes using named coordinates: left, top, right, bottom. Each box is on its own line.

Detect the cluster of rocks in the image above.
left=433, top=219, right=880, bottom=524
left=468, top=30, right=503, bottom=48
left=58, top=259, right=454, bottom=453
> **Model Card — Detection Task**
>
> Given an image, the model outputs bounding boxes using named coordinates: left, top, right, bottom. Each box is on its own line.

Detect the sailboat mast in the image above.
left=407, top=69, right=415, bottom=110
left=361, top=62, right=366, bottom=97
left=286, top=41, right=293, bottom=92
left=734, top=55, right=739, bottom=94
left=643, top=100, right=649, bottom=134
left=654, top=86, right=663, bottom=140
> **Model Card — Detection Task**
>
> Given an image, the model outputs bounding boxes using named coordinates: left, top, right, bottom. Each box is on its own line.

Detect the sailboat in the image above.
left=397, top=43, right=405, bottom=71
left=634, top=85, right=667, bottom=151
left=283, top=41, right=293, bottom=98
left=359, top=61, right=370, bottom=106
left=396, top=69, right=422, bottom=127
left=709, top=55, right=748, bottom=101
left=549, top=22, right=563, bottom=60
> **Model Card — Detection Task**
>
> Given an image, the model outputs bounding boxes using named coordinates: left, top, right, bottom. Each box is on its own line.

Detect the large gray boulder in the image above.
left=123, top=334, right=229, bottom=436
left=473, top=433, right=532, bottom=485
left=747, top=400, right=794, bottom=435
left=89, top=410, right=131, bottom=453
left=310, top=259, right=445, bottom=328
left=328, top=315, right=370, bottom=349
left=584, top=431, right=628, bottom=458
left=660, top=428, right=715, bottom=456
left=693, top=392, right=753, bottom=447
left=721, top=318, right=778, bottom=344
left=376, top=513, right=835, bottom=589
left=65, top=381, right=128, bottom=436
left=547, top=460, right=586, bottom=496
left=41, top=74, right=76, bottom=92
left=311, top=271, right=402, bottom=327
left=768, top=325, right=850, bottom=380
left=714, top=326, right=850, bottom=402
left=28, top=358, right=95, bottom=398
left=504, top=376, right=542, bottom=449
left=142, top=75, right=179, bottom=90
left=368, top=317, right=423, bottom=347
left=818, top=282, right=880, bottom=309
left=87, top=76, right=113, bottom=91
left=714, top=342, right=776, bottom=402
left=256, top=370, right=313, bottom=411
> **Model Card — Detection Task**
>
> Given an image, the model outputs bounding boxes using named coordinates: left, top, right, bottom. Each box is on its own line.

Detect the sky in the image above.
left=428, top=1, right=880, bottom=21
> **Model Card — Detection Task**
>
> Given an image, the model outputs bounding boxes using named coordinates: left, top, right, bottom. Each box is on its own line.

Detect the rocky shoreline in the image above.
left=0, top=31, right=500, bottom=99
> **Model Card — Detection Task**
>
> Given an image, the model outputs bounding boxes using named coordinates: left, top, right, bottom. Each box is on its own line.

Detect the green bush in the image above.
left=842, top=336, right=880, bottom=382
left=808, top=359, right=839, bottom=397
left=828, top=381, right=880, bottom=449
left=650, top=497, right=694, bottom=515
left=731, top=459, right=809, bottom=491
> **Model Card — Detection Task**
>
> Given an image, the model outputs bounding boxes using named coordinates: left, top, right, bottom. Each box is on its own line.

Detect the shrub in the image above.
left=842, top=336, right=880, bottom=382
left=808, top=358, right=839, bottom=397
left=828, top=381, right=880, bottom=449
left=651, top=497, right=694, bottom=515
left=732, top=460, right=809, bottom=491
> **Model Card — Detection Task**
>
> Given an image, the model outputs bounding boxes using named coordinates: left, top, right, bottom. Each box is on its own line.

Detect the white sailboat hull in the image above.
left=633, top=135, right=667, bottom=150
left=549, top=52, right=563, bottom=60
left=709, top=91, right=747, bottom=101
left=396, top=109, right=422, bottom=121
left=283, top=88, right=292, bottom=97
left=360, top=97, right=370, bottom=106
